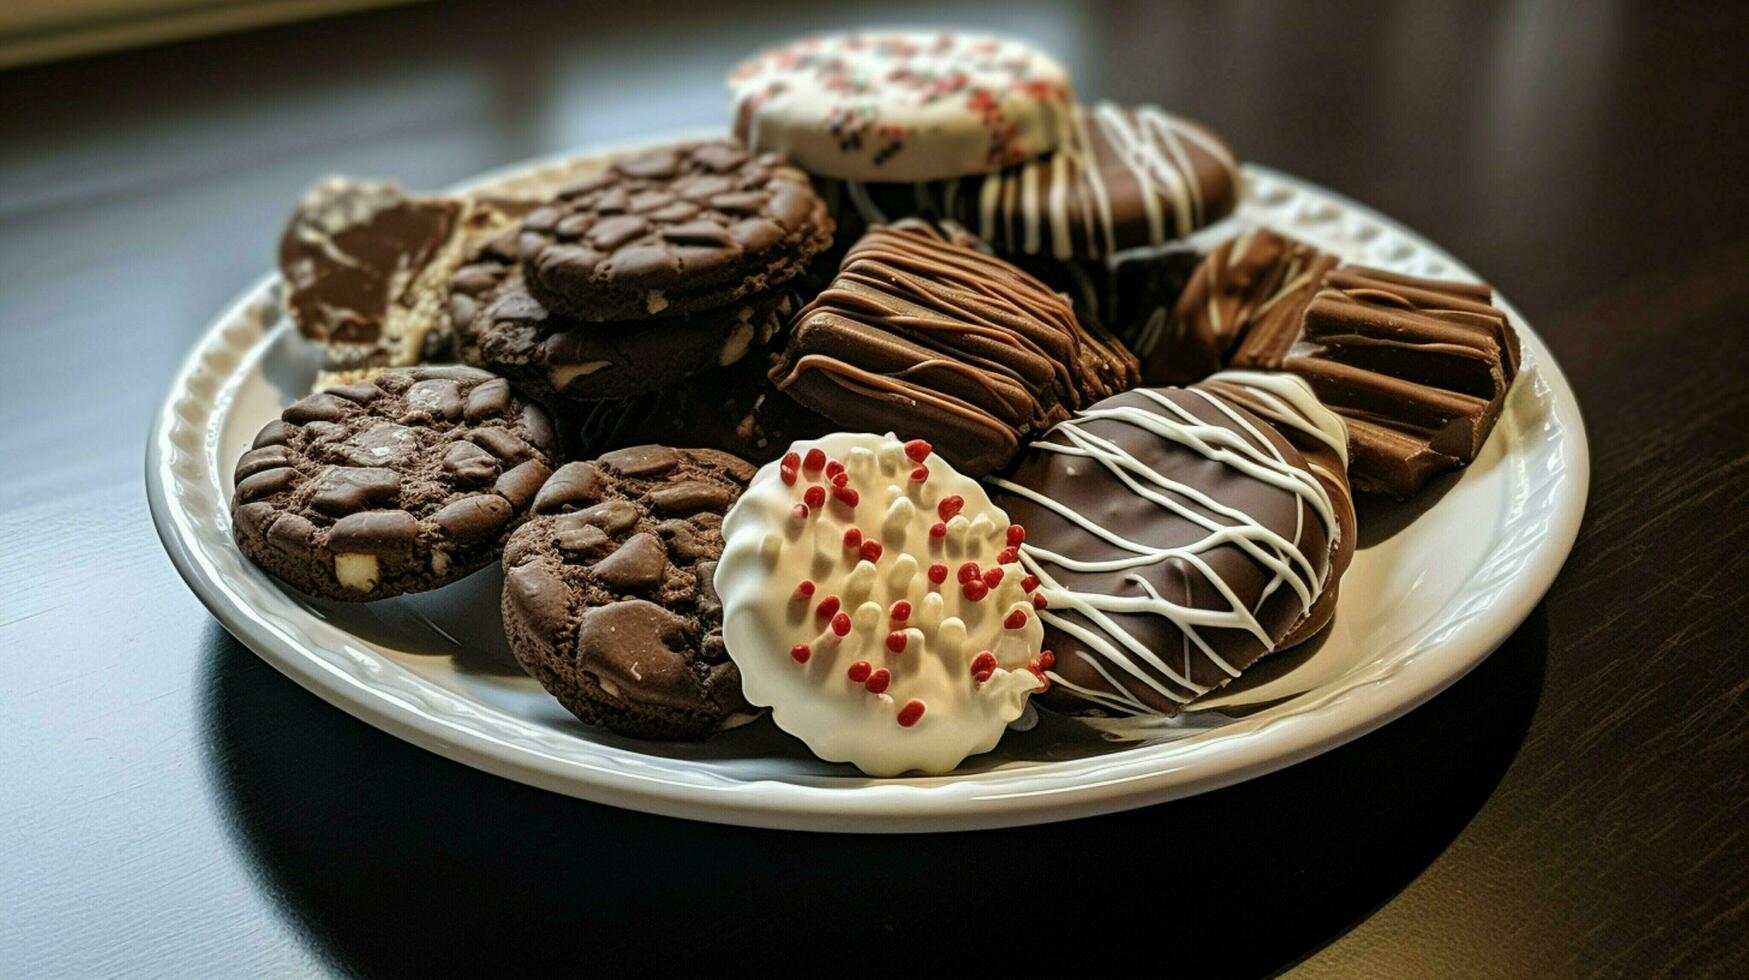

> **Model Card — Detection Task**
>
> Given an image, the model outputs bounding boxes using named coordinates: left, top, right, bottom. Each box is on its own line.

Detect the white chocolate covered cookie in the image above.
left=728, top=30, right=1074, bottom=182
left=716, top=433, right=1048, bottom=775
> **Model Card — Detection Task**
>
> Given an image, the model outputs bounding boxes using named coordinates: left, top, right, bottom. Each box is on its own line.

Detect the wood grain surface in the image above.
left=2, top=2, right=1746, bottom=976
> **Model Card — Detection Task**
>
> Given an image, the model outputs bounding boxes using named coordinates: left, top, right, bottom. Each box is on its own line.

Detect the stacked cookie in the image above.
left=448, top=140, right=838, bottom=464
left=235, top=27, right=1526, bottom=776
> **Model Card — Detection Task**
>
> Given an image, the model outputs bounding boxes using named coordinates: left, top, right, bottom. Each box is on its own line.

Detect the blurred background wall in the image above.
left=0, top=0, right=419, bottom=68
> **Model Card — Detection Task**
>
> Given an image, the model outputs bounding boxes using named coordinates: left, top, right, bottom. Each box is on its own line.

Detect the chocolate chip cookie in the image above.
left=517, top=140, right=834, bottom=322
left=231, top=366, right=560, bottom=600
left=500, top=446, right=756, bottom=739
left=449, top=229, right=800, bottom=402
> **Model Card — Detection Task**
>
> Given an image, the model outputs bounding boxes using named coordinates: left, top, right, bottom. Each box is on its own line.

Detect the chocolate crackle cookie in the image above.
left=501, top=446, right=757, bottom=739
left=517, top=140, right=833, bottom=322
left=231, top=366, right=559, bottom=600
left=278, top=177, right=532, bottom=384
left=449, top=229, right=803, bottom=403
left=771, top=219, right=1139, bottom=476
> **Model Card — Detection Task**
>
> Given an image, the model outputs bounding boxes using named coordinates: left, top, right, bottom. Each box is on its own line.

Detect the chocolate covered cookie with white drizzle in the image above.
left=716, top=433, right=1049, bottom=775
left=986, top=371, right=1355, bottom=717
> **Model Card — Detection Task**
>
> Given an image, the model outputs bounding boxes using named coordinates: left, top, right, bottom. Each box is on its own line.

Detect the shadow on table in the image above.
left=198, top=606, right=1548, bottom=977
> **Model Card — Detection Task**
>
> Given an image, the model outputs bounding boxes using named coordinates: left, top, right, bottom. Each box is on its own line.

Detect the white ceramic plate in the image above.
left=148, top=134, right=1588, bottom=832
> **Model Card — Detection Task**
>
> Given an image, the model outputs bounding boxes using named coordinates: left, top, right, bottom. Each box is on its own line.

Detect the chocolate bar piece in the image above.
left=1220, top=243, right=1519, bottom=496
left=1154, top=229, right=1337, bottom=385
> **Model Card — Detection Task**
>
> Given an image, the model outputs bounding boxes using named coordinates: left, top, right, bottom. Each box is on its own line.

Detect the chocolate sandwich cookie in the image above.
left=278, top=178, right=532, bottom=383
left=501, top=446, right=756, bottom=739
left=517, top=140, right=833, bottom=322
left=770, top=220, right=1141, bottom=477
left=986, top=372, right=1354, bottom=717
left=450, top=233, right=801, bottom=402
left=231, top=366, right=559, bottom=600
left=938, top=102, right=1240, bottom=260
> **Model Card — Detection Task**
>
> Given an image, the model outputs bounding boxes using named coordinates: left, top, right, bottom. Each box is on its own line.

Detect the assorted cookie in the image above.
left=770, top=219, right=1139, bottom=476
left=231, top=366, right=558, bottom=600
left=935, top=102, right=1241, bottom=260
left=729, top=30, right=1074, bottom=182
left=716, top=433, right=1049, bottom=775
left=450, top=232, right=802, bottom=403
left=501, top=447, right=756, bottom=739
left=986, top=372, right=1355, bottom=716
left=1168, top=230, right=1522, bottom=496
left=231, top=28, right=1526, bottom=767
left=517, top=140, right=833, bottom=322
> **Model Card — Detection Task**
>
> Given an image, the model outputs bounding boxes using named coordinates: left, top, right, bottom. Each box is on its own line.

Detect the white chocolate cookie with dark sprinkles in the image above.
left=517, top=140, right=833, bottom=322
left=500, top=446, right=757, bottom=739
left=230, top=366, right=559, bottom=600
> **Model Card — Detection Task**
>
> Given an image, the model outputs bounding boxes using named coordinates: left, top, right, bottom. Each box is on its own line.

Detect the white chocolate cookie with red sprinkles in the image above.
left=716, top=432, right=1049, bottom=776
left=728, top=30, right=1074, bottom=182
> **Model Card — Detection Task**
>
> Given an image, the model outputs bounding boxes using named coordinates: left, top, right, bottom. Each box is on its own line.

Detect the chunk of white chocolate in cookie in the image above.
left=716, top=432, right=1048, bottom=776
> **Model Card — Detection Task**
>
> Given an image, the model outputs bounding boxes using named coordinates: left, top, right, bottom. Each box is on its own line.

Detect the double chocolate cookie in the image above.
left=231, top=367, right=560, bottom=600
left=450, top=229, right=801, bottom=403
left=518, top=140, right=833, bottom=322
left=501, top=446, right=756, bottom=739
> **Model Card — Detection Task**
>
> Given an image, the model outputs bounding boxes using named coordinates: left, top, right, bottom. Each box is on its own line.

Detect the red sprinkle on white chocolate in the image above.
left=1006, top=524, right=1025, bottom=546
left=715, top=433, right=1048, bottom=776
left=865, top=668, right=892, bottom=694
left=1031, top=592, right=1048, bottom=609
left=896, top=699, right=927, bottom=727
left=1020, top=574, right=1040, bottom=593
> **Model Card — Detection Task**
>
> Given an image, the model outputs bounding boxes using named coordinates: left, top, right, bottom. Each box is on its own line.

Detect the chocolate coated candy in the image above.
left=770, top=220, right=1140, bottom=477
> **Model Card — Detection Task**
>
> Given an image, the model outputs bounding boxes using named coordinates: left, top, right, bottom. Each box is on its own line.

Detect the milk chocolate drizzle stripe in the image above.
left=989, top=383, right=1340, bottom=716
left=792, top=226, right=1086, bottom=407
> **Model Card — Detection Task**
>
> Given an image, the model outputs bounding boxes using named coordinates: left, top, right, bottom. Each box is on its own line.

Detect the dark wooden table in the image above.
left=4, top=2, right=1746, bottom=975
